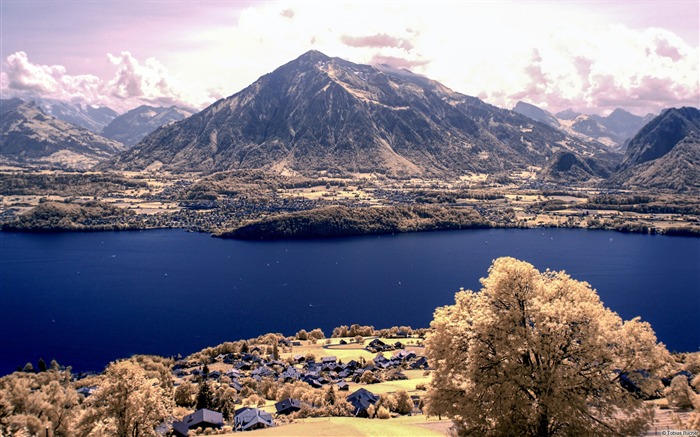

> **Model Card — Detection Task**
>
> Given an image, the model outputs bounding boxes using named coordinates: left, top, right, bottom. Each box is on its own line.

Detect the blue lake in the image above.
left=1, top=228, right=698, bottom=375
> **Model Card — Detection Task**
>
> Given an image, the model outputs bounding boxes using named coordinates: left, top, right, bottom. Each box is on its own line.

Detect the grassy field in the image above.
left=219, top=416, right=451, bottom=436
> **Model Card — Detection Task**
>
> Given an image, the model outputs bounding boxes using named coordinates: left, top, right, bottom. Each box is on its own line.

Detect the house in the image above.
left=321, top=356, right=337, bottom=364
left=172, top=409, right=224, bottom=437
left=76, top=386, right=96, bottom=397
left=411, top=356, right=429, bottom=369
left=275, top=398, right=302, bottom=415
left=392, top=350, right=417, bottom=362
left=373, top=354, right=389, bottom=365
left=337, top=381, right=349, bottom=391
left=234, top=407, right=274, bottom=431
left=346, top=388, right=380, bottom=417
left=366, top=338, right=387, bottom=352
left=302, top=375, right=323, bottom=388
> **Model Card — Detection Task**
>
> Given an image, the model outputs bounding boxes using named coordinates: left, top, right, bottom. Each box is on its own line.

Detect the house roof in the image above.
left=275, top=398, right=302, bottom=413
left=234, top=407, right=274, bottom=430
left=346, top=388, right=379, bottom=415
left=183, top=408, right=224, bottom=428
left=171, top=420, right=190, bottom=437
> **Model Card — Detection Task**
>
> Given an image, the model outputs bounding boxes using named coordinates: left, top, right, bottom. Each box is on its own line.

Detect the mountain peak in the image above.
left=294, top=50, right=331, bottom=63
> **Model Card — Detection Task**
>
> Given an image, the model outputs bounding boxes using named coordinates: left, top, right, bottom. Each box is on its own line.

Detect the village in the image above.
left=71, top=327, right=453, bottom=436
left=63, top=325, right=698, bottom=437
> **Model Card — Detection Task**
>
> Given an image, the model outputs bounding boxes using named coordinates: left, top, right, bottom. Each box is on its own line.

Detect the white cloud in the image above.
left=3, top=1, right=697, bottom=116
left=1, top=51, right=208, bottom=112
left=164, top=1, right=697, bottom=116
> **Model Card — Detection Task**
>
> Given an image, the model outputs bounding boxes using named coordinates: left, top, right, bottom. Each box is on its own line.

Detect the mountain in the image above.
left=604, top=108, right=655, bottom=141
left=1, top=98, right=25, bottom=114
left=516, top=103, right=653, bottom=149
left=101, top=105, right=195, bottom=148
left=0, top=100, right=125, bottom=169
left=610, top=107, right=700, bottom=191
left=618, top=107, right=700, bottom=170
left=512, top=101, right=560, bottom=128
left=33, top=98, right=118, bottom=133
left=539, top=151, right=614, bottom=183
left=109, top=50, right=614, bottom=179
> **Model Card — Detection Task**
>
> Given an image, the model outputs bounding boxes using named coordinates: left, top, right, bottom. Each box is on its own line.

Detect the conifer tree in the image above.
left=196, top=380, right=214, bottom=411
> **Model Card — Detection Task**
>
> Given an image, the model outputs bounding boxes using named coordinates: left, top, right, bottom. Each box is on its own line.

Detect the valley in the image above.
left=2, top=165, right=698, bottom=236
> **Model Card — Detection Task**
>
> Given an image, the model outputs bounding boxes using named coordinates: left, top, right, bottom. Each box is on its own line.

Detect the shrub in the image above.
left=376, top=406, right=391, bottom=419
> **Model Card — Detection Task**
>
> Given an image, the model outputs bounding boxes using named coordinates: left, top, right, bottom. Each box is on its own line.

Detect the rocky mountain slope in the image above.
left=0, top=100, right=125, bottom=169
left=109, top=51, right=616, bottom=179
left=101, top=105, right=195, bottom=147
left=610, top=107, right=700, bottom=191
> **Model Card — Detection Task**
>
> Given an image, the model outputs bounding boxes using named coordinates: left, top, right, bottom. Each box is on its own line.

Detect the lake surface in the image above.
left=1, top=228, right=698, bottom=375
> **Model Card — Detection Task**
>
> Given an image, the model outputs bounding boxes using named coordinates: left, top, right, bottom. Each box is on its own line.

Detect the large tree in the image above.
left=425, top=257, right=672, bottom=437
left=77, top=360, right=172, bottom=437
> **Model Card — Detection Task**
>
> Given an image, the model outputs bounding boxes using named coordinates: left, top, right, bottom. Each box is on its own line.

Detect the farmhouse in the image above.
left=234, top=407, right=275, bottom=431
left=346, top=388, right=380, bottom=417
left=172, top=408, right=224, bottom=437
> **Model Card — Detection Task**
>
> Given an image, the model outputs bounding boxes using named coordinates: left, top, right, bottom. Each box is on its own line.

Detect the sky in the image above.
left=1, top=0, right=698, bottom=115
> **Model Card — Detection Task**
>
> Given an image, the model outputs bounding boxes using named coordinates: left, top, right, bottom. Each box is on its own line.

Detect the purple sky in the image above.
left=1, top=1, right=698, bottom=115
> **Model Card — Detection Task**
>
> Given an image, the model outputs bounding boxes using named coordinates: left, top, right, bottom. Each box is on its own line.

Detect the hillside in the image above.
left=610, top=134, right=700, bottom=192
left=221, top=205, right=489, bottom=239
left=618, top=107, right=700, bottom=171
left=108, top=50, right=614, bottom=179
left=0, top=100, right=125, bottom=169
left=538, top=151, right=612, bottom=183
left=101, top=104, right=195, bottom=147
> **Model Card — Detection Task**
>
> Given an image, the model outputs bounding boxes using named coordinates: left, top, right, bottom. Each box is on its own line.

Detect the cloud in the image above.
left=341, top=33, right=413, bottom=50
left=369, top=54, right=429, bottom=70
left=4, top=51, right=71, bottom=93
left=654, top=37, right=682, bottom=61
left=1, top=51, right=206, bottom=112
left=2, top=1, right=697, bottom=117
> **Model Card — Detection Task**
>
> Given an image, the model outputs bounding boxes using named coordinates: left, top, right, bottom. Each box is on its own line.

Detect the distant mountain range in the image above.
left=109, top=50, right=616, bottom=180
left=101, top=105, right=196, bottom=148
left=513, top=101, right=655, bottom=150
left=33, top=98, right=119, bottom=133
left=0, top=99, right=195, bottom=168
left=0, top=100, right=124, bottom=169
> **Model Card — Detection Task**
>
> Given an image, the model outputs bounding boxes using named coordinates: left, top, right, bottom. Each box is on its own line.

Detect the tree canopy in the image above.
left=425, top=257, right=672, bottom=437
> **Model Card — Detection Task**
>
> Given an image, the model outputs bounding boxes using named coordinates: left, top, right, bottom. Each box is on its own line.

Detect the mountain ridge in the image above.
left=0, top=100, right=125, bottom=169
left=101, top=104, right=195, bottom=148
left=108, top=50, right=616, bottom=180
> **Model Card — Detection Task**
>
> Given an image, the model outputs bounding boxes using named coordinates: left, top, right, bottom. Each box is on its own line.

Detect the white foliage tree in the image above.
left=77, top=360, right=173, bottom=437
left=425, top=257, right=672, bottom=437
